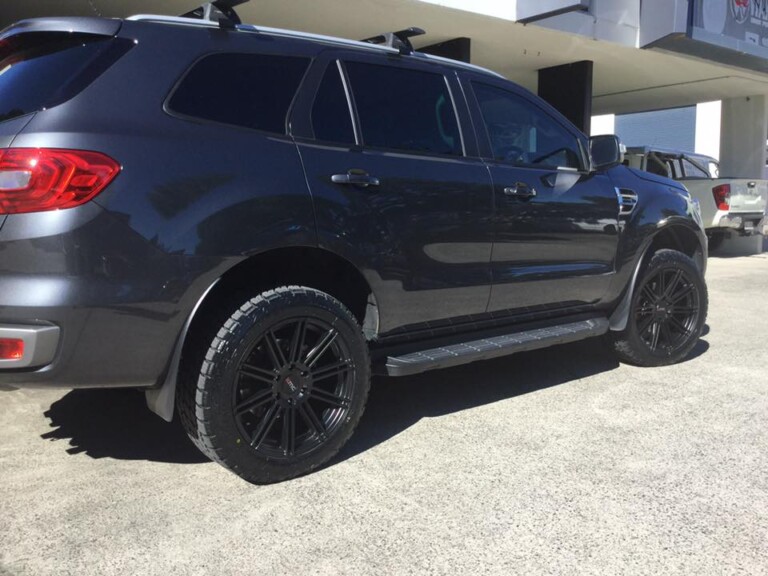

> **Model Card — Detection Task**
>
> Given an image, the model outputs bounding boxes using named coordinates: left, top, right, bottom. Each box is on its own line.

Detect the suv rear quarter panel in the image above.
left=0, top=23, right=318, bottom=388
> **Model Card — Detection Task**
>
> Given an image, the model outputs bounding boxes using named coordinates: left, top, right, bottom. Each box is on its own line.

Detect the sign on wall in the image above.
left=691, top=0, right=768, bottom=58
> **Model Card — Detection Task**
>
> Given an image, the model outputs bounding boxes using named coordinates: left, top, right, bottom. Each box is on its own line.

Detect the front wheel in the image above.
left=611, top=249, right=707, bottom=367
left=179, top=286, right=370, bottom=484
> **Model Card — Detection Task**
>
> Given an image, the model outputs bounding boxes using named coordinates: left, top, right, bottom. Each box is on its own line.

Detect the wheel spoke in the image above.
left=239, top=362, right=278, bottom=386
left=641, top=284, right=657, bottom=303
left=288, top=320, right=307, bottom=364
left=668, top=315, right=689, bottom=335
left=309, top=387, right=350, bottom=408
left=304, top=329, right=338, bottom=368
left=264, top=330, right=287, bottom=369
left=637, top=314, right=654, bottom=336
left=298, top=403, right=327, bottom=440
left=649, top=320, right=661, bottom=351
left=235, top=388, right=274, bottom=415
left=280, top=405, right=297, bottom=456
left=662, top=270, right=683, bottom=299
left=249, top=402, right=281, bottom=449
left=670, top=284, right=694, bottom=304
left=313, top=359, right=352, bottom=381
left=671, top=306, right=698, bottom=314
left=660, top=321, right=674, bottom=348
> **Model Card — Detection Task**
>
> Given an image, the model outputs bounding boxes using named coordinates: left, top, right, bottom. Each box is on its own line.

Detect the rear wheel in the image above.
left=611, top=249, right=707, bottom=367
left=178, top=286, right=370, bottom=484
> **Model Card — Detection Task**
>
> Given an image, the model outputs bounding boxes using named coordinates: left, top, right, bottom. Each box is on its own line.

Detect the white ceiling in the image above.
left=4, top=0, right=768, bottom=115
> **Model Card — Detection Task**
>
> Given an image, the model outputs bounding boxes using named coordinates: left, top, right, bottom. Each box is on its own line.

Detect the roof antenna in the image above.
left=362, top=27, right=426, bottom=55
left=181, top=0, right=250, bottom=29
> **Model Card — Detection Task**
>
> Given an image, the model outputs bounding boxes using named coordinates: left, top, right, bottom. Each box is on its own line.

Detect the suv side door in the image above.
left=460, top=73, right=620, bottom=315
left=291, top=51, right=494, bottom=337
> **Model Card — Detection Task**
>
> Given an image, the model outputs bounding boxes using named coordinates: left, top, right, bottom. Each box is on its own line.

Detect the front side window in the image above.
left=168, top=53, right=310, bottom=133
left=472, top=82, right=582, bottom=169
left=344, top=61, right=463, bottom=156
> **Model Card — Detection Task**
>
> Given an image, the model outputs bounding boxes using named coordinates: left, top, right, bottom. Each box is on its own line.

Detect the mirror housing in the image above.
left=589, top=134, right=623, bottom=172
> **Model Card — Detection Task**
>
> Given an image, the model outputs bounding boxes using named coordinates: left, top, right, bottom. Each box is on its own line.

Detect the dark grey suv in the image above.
left=0, top=1, right=708, bottom=483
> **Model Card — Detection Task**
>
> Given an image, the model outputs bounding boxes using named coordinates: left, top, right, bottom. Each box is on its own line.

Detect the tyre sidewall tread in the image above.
left=612, top=249, right=708, bottom=367
left=181, top=286, right=370, bottom=484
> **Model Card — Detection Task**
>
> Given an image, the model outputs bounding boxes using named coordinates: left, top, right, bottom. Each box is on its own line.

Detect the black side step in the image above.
left=385, top=318, right=609, bottom=377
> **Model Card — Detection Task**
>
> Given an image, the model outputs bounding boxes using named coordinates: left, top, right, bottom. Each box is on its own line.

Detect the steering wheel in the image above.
left=503, top=146, right=527, bottom=164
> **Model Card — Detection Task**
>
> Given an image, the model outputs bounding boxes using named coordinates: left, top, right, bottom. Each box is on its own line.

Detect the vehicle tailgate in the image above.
left=722, top=179, right=768, bottom=213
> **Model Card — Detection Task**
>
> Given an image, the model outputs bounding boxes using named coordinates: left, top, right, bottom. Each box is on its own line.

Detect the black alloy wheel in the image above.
left=233, top=316, right=355, bottom=460
left=611, top=249, right=707, bottom=367
left=178, top=286, right=370, bottom=484
left=633, top=267, right=700, bottom=355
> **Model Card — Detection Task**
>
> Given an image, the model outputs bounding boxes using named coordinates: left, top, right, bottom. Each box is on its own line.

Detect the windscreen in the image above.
left=0, top=32, right=116, bottom=123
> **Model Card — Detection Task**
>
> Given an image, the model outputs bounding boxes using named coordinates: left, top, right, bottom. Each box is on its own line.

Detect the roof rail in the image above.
left=180, top=0, right=250, bottom=29
left=362, top=27, right=425, bottom=55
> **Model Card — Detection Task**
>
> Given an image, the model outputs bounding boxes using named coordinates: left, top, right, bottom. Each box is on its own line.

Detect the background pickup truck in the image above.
left=625, top=146, right=767, bottom=250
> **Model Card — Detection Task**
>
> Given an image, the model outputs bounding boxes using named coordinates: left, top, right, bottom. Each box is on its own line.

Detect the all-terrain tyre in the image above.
left=178, top=286, right=370, bottom=484
left=611, top=249, right=707, bottom=367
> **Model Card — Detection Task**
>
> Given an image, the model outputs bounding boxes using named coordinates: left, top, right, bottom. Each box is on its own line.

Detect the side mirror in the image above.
left=589, top=135, right=623, bottom=171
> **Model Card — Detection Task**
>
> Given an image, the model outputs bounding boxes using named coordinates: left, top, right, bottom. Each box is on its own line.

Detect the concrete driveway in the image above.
left=2, top=252, right=767, bottom=576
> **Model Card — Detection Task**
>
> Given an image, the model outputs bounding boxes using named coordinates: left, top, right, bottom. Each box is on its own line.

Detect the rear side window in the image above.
left=168, top=53, right=310, bottom=134
left=311, top=63, right=356, bottom=145
left=682, top=158, right=709, bottom=178
left=344, top=61, right=463, bottom=156
left=0, top=33, right=114, bottom=123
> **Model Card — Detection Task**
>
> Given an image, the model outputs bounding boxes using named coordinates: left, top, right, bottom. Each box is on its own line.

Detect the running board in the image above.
left=385, top=317, right=609, bottom=377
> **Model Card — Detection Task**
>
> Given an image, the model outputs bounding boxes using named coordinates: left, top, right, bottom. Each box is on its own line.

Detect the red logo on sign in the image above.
left=731, top=0, right=750, bottom=24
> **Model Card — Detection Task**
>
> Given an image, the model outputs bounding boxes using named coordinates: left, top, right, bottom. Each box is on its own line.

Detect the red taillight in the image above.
left=0, top=148, right=120, bottom=214
left=0, top=338, right=24, bottom=360
left=712, top=184, right=730, bottom=211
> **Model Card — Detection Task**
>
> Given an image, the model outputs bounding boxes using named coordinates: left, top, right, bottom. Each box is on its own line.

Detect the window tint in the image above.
left=345, top=61, right=462, bottom=156
left=473, top=83, right=582, bottom=169
left=682, top=158, right=709, bottom=178
left=311, top=63, right=355, bottom=145
left=168, top=53, right=309, bottom=133
left=0, top=33, right=112, bottom=123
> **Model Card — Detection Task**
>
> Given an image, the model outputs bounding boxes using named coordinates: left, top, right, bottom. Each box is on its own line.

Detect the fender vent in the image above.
left=616, top=188, right=638, bottom=217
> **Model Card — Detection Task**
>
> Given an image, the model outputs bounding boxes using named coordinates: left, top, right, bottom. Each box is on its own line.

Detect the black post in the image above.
left=538, top=60, right=594, bottom=134
left=420, top=37, right=471, bottom=63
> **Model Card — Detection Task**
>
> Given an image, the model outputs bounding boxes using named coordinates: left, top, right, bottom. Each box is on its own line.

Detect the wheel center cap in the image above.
left=278, top=368, right=310, bottom=400
left=284, top=375, right=299, bottom=394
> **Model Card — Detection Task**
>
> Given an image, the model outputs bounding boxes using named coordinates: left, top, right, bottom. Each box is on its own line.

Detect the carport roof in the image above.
left=4, top=0, right=768, bottom=115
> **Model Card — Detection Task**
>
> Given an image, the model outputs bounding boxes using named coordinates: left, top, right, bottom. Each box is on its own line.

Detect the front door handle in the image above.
left=331, top=171, right=380, bottom=188
left=503, top=182, right=537, bottom=199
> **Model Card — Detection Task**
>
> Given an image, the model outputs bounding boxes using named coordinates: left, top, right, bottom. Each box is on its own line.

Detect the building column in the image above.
left=538, top=60, right=593, bottom=134
left=717, top=95, right=767, bottom=255
left=719, top=95, right=768, bottom=179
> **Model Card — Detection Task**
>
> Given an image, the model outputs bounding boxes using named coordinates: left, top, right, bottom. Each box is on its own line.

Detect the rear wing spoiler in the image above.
left=1, top=17, right=122, bottom=41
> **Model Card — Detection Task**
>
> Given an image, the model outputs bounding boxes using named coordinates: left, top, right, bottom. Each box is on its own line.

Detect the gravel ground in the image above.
left=1, top=251, right=767, bottom=576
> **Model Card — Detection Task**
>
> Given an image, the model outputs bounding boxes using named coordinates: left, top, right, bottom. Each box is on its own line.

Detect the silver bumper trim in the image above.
left=0, top=325, right=59, bottom=369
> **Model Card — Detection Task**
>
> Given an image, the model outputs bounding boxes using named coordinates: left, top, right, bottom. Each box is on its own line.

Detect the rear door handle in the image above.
left=331, top=171, right=380, bottom=188
left=503, top=182, right=537, bottom=199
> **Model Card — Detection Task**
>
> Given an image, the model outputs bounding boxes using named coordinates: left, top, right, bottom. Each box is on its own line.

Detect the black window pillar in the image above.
left=538, top=60, right=593, bottom=134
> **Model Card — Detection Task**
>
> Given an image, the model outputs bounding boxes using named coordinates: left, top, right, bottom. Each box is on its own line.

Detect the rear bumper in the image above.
left=712, top=211, right=765, bottom=234
left=0, top=324, right=59, bottom=369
